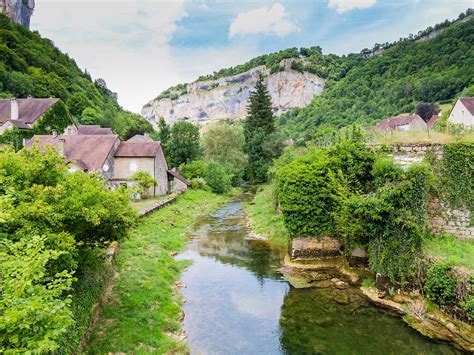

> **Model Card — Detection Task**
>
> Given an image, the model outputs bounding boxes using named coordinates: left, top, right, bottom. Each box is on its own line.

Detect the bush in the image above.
left=130, top=171, right=156, bottom=198
left=460, top=296, right=474, bottom=320
left=190, top=177, right=208, bottom=190
left=424, top=262, right=457, bottom=305
left=179, top=160, right=205, bottom=180
left=0, top=236, right=74, bottom=352
left=203, top=161, right=231, bottom=194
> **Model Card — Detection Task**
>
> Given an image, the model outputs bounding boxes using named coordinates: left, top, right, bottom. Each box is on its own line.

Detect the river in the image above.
left=178, top=192, right=460, bottom=354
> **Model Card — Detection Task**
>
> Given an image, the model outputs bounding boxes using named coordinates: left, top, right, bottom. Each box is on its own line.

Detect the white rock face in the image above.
left=142, top=66, right=325, bottom=127
left=0, top=0, right=35, bottom=29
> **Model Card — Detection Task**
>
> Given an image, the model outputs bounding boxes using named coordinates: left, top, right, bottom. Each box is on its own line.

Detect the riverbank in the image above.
left=245, top=184, right=289, bottom=247
left=84, top=190, right=228, bottom=353
left=245, top=185, right=473, bottom=351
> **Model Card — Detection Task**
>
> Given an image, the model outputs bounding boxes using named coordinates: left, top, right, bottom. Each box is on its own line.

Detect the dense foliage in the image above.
left=244, top=77, right=283, bottom=183
left=277, top=17, right=474, bottom=139
left=424, top=262, right=457, bottom=305
left=0, top=146, right=136, bottom=351
left=0, top=14, right=152, bottom=139
left=130, top=171, right=157, bottom=198
left=202, top=121, right=247, bottom=186
left=276, top=137, right=431, bottom=284
left=168, top=121, right=201, bottom=167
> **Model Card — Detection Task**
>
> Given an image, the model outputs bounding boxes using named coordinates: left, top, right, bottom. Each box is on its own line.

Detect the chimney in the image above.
left=58, top=137, right=66, bottom=156
left=10, top=98, right=19, bottom=120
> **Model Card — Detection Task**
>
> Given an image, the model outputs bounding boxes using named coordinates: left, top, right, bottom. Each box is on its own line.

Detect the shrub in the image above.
left=130, top=171, right=156, bottom=198
left=0, top=236, right=74, bottom=353
left=424, top=262, right=457, bottom=305
left=179, top=160, right=206, bottom=180
left=203, top=161, right=231, bottom=194
left=460, top=296, right=474, bottom=320
left=190, top=177, right=208, bottom=190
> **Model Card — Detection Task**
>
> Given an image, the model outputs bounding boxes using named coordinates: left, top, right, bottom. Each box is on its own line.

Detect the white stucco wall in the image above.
left=448, top=100, right=474, bottom=127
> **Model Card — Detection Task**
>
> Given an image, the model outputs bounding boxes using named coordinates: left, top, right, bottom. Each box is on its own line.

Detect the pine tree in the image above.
left=244, top=76, right=275, bottom=138
left=157, top=117, right=170, bottom=145
left=244, top=76, right=277, bottom=183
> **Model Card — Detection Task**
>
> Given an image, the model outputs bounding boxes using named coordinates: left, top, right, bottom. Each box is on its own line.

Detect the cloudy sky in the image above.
left=32, top=0, right=472, bottom=113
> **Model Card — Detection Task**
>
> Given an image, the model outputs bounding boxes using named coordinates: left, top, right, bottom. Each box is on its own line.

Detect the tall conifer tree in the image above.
left=244, top=76, right=276, bottom=183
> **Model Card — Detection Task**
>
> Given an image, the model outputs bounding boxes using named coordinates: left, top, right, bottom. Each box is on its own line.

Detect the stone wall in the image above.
left=378, top=143, right=472, bottom=240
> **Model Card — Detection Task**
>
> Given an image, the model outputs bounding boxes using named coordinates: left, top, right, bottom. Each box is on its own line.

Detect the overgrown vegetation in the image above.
left=0, top=14, right=152, bottom=140
left=246, top=184, right=289, bottom=247
left=85, top=190, right=227, bottom=353
left=0, top=146, right=136, bottom=352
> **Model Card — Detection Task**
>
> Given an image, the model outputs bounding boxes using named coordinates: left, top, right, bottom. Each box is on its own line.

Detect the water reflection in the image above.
left=178, top=196, right=459, bottom=354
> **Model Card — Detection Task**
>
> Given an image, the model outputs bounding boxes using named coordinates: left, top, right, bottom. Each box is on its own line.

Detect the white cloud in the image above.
left=229, top=3, right=299, bottom=38
left=32, top=1, right=189, bottom=113
left=328, top=0, right=376, bottom=14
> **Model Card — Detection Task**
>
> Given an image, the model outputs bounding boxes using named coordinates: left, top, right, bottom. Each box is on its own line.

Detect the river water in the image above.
left=178, top=193, right=459, bottom=354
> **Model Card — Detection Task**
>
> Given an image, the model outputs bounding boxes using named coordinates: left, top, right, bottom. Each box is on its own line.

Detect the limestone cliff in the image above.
left=0, top=0, right=34, bottom=29
left=142, top=63, right=325, bottom=127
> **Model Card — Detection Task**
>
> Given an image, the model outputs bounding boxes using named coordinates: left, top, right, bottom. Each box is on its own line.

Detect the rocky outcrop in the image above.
left=142, top=65, right=325, bottom=127
left=0, top=0, right=35, bottom=29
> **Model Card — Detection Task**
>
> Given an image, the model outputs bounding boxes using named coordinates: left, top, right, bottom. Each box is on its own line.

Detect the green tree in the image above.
left=81, top=107, right=101, bottom=125
left=130, top=171, right=156, bottom=198
left=0, top=236, right=74, bottom=353
left=204, top=160, right=231, bottom=194
left=168, top=121, right=201, bottom=167
left=202, top=122, right=247, bottom=186
left=157, top=117, right=171, bottom=145
left=244, top=77, right=279, bottom=183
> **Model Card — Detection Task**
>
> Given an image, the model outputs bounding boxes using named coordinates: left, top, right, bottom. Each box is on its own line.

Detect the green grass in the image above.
left=423, top=234, right=474, bottom=272
left=85, top=189, right=228, bottom=353
left=368, top=130, right=474, bottom=145
left=246, top=184, right=290, bottom=247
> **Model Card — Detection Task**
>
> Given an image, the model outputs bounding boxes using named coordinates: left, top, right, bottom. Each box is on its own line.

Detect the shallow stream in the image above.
left=178, top=193, right=459, bottom=354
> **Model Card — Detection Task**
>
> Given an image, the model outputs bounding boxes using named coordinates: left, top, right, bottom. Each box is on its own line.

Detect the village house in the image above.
left=448, top=97, right=474, bottom=127
left=26, top=133, right=188, bottom=197
left=376, top=114, right=428, bottom=131
left=0, top=98, right=59, bottom=134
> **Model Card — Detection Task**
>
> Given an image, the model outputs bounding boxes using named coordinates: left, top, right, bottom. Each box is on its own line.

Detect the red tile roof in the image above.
left=167, top=169, right=190, bottom=186
left=115, top=141, right=163, bottom=158
left=26, top=134, right=119, bottom=171
left=0, top=98, right=58, bottom=125
left=77, top=125, right=113, bottom=135
left=376, top=114, right=423, bottom=129
left=459, top=97, right=474, bottom=115
left=427, top=114, right=440, bottom=128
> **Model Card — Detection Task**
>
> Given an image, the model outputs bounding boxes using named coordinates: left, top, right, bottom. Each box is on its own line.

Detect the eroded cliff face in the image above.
left=0, top=0, right=34, bottom=29
left=142, top=65, right=325, bottom=127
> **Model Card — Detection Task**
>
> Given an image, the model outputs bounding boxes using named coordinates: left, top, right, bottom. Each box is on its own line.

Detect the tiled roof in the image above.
left=0, top=98, right=58, bottom=124
left=376, top=114, right=423, bottom=129
left=459, top=97, right=474, bottom=115
left=167, top=169, right=190, bottom=186
left=26, top=134, right=119, bottom=171
left=77, top=125, right=113, bottom=135
left=8, top=120, right=31, bottom=129
left=427, top=115, right=440, bottom=128
left=115, top=141, right=162, bottom=158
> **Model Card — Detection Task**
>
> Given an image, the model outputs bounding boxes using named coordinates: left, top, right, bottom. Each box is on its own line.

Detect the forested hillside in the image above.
left=0, top=14, right=152, bottom=139
left=278, top=15, right=474, bottom=139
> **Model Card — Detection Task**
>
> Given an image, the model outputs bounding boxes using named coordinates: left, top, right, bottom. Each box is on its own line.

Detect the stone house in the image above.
left=113, top=141, right=169, bottom=196
left=376, top=114, right=427, bottom=131
left=26, top=134, right=120, bottom=180
left=27, top=132, right=188, bottom=197
left=0, top=98, right=59, bottom=135
left=448, top=97, right=474, bottom=127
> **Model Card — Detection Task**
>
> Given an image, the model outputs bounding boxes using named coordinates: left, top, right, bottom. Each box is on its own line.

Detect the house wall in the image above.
left=174, top=177, right=188, bottom=193
left=100, top=139, right=120, bottom=181
left=0, top=121, right=13, bottom=134
left=408, top=117, right=428, bottom=131
left=448, top=101, right=474, bottom=127
left=113, top=153, right=168, bottom=196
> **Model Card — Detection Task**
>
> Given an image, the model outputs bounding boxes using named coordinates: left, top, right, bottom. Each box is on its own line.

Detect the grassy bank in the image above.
left=85, top=189, right=228, bottom=353
left=246, top=184, right=289, bottom=247
left=423, top=234, right=474, bottom=272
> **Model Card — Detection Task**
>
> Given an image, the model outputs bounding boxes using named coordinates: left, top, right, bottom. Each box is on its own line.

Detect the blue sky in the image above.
left=32, top=0, right=472, bottom=113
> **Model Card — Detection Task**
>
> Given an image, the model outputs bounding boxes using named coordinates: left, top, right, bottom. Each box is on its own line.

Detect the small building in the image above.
left=0, top=98, right=59, bottom=135
left=26, top=134, right=120, bottom=180
left=113, top=141, right=169, bottom=196
left=427, top=114, right=440, bottom=128
left=77, top=125, right=114, bottom=135
left=167, top=169, right=191, bottom=193
left=376, top=114, right=427, bottom=131
left=448, top=97, right=474, bottom=127
left=127, top=133, right=152, bottom=141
